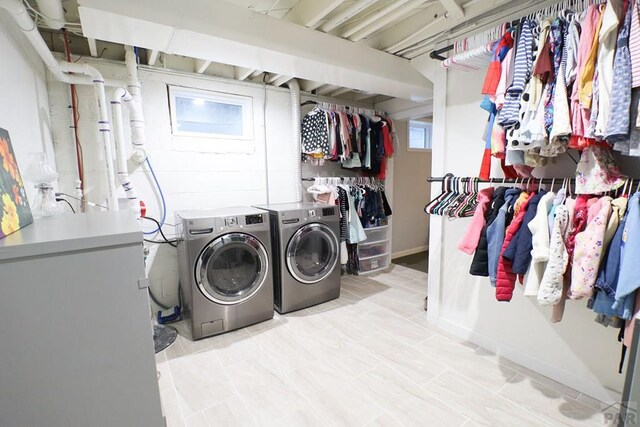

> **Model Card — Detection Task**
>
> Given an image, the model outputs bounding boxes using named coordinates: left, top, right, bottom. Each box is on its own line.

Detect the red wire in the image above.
left=62, top=30, right=85, bottom=209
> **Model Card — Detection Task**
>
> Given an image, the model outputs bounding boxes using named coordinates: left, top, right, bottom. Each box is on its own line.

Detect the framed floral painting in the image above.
left=0, top=128, right=32, bottom=239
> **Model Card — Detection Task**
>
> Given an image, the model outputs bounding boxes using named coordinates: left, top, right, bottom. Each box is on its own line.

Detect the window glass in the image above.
left=409, top=120, right=433, bottom=150
left=169, top=87, right=253, bottom=139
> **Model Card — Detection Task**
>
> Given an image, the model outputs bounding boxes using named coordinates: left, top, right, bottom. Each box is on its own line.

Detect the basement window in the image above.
left=168, top=86, right=253, bottom=139
left=408, top=120, right=432, bottom=151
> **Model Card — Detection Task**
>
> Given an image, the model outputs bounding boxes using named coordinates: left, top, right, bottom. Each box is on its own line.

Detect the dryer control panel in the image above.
left=245, top=214, right=264, bottom=225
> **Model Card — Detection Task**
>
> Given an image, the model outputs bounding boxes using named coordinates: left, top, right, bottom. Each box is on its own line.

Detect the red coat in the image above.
left=496, top=193, right=534, bottom=302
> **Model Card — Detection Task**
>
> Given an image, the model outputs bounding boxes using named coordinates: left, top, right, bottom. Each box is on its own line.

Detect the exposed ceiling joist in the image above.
left=349, top=0, right=428, bottom=42
left=194, top=58, right=211, bottom=74
left=78, top=0, right=433, bottom=100
left=249, top=70, right=264, bottom=79
left=438, top=0, right=464, bottom=18
left=272, top=75, right=293, bottom=87
left=406, top=0, right=558, bottom=58
left=320, top=0, right=378, bottom=32
left=327, top=87, right=352, bottom=97
left=383, top=13, right=447, bottom=53
left=234, top=66, right=255, bottom=80
left=317, top=84, right=339, bottom=96
left=283, top=0, right=346, bottom=28
left=353, top=92, right=377, bottom=101
left=341, top=0, right=412, bottom=39
left=300, top=80, right=325, bottom=92
left=147, top=49, right=159, bottom=65
left=266, top=73, right=283, bottom=83
left=87, top=38, right=98, bottom=56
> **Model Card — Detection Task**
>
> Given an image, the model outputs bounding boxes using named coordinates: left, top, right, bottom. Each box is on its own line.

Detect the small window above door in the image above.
left=409, top=120, right=432, bottom=151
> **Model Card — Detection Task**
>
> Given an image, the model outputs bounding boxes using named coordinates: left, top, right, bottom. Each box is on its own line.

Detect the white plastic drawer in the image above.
left=359, top=254, right=390, bottom=274
left=363, top=226, right=389, bottom=243
left=358, top=241, right=389, bottom=259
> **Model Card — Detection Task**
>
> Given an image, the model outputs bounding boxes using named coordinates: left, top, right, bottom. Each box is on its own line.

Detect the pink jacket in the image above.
left=458, top=188, right=495, bottom=255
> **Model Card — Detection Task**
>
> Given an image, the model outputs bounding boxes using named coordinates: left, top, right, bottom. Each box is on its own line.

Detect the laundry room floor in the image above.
left=156, top=265, right=607, bottom=427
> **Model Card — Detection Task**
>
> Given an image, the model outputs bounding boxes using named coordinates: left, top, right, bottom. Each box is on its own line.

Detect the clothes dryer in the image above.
left=255, top=203, right=341, bottom=313
left=175, top=207, right=274, bottom=340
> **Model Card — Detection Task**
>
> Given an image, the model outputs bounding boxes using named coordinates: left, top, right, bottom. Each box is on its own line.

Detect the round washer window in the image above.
left=286, top=223, right=339, bottom=284
left=196, top=233, right=268, bottom=304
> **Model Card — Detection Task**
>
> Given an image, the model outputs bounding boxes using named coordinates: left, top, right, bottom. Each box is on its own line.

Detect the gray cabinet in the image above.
left=0, top=212, right=163, bottom=427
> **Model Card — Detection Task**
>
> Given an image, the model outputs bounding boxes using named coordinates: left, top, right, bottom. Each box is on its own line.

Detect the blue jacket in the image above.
left=487, top=189, right=521, bottom=286
left=503, top=191, right=547, bottom=275
left=615, top=193, right=640, bottom=310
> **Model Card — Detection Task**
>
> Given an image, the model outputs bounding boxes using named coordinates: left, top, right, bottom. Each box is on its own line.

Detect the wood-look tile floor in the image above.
left=156, top=265, right=607, bottom=427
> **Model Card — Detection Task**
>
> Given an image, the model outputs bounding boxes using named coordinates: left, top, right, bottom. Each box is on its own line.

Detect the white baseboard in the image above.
left=435, top=317, right=622, bottom=405
left=392, top=246, right=429, bottom=259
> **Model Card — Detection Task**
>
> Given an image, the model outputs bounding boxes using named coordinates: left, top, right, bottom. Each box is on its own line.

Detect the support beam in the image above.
left=234, top=66, right=255, bottom=80
left=317, top=84, right=339, bottom=96
left=249, top=70, right=264, bottom=79
left=348, top=0, right=428, bottom=42
left=320, top=0, right=378, bottom=32
left=300, top=80, right=325, bottom=92
left=78, top=0, right=433, bottom=100
left=353, top=91, right=377, bottom=101
left=87, top=37, right=98, bottom=57
left=438, top=0, right=464, bottom=18
left=272, top=75, right=292, bottom=87
left=194, top=58, right=211, bottom=74
left=283, top=0, right=346, bottom=28
left=327, top=87, right=352, bottom=97
left=383, top=13, right=447, bottom=53
left=341, top=0, right=413, bottom=39
left=147, top=49, right=159, bottom=65
left=266, top=73, right=283, bottom=83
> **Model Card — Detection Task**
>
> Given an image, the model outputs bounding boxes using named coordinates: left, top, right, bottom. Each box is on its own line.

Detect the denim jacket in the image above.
left=614, top=193, right=640, bottom=315
left=487, top=189, right=521, bottom=286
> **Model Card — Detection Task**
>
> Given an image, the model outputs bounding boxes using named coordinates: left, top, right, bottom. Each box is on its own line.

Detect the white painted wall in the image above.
left=48, top=57, right=298, bottom=306
left=0, top=15, right=55, bottom=205
left=412, top=57, right=632, bottom=403
left=391, top=119, right=431, bottom=258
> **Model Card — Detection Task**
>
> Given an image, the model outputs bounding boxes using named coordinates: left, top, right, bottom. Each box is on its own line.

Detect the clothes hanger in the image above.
left=425, top=173, right=453, bottom=215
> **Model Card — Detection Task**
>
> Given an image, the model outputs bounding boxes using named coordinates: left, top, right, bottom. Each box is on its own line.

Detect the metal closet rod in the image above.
left=302, top=177, right=384, bottom=182
left=427, top=176, right=576, bottom=184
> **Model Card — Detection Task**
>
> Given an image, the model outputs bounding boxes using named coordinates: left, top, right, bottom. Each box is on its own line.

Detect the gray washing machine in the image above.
left=175, top=207, right=274, bottom=340
left=255, top=203, right=341, bottom=314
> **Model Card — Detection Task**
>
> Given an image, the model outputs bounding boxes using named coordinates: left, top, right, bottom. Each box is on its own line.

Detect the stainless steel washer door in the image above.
left=195, top=233, right=269, bottom=305
left=286, top=223, right=339, bottom=284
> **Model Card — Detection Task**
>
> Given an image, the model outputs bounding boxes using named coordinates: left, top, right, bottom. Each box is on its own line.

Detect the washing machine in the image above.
left=255, top=203, right=341, bottom=314
left=175, top=207, right=274, bottom=340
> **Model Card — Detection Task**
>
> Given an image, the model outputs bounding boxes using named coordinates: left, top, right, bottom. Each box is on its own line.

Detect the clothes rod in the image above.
left=427, top=177, right=576, bottom=184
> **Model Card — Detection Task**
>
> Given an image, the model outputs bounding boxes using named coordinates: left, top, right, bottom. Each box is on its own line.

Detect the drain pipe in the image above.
left=58, top=62, right=119, bottom=211
left=124, top=46, right=147, bottom=163
left=111, top=88, right=140, bottom=216
left=0, top=0, right=125, bottom=211
left=286, top=79, right=303, bottom=202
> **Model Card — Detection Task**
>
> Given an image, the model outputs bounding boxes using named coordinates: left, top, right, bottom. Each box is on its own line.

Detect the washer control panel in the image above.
left=322, top=207, right=336, bottom=216
left=245, top=214, right=264, bottom=225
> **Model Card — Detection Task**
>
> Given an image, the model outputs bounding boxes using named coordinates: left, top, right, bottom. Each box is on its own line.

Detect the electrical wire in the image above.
left=57, top=192, right=107, bottom=209
left=141, top=216, right=177, bottom=247
left=56, top=198, right=76, bottom=213
left=143, top=157, right=169, bottom=235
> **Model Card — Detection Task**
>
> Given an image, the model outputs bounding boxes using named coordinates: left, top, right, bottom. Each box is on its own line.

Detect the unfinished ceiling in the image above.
left=35, top=0, right=543, bottom=111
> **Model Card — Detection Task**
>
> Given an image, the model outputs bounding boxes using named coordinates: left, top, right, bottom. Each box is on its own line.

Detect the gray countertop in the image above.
left=0, top=211, right=142, bottom=261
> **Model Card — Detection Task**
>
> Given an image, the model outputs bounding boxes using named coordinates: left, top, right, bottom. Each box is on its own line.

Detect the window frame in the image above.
left=408, top=120, right=433, bottom=152
left=168, top=85, right=254, bottom=141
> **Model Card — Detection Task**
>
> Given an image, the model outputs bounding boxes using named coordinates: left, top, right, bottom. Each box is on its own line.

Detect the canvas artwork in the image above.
left=0, top=128, right=33, bottom=239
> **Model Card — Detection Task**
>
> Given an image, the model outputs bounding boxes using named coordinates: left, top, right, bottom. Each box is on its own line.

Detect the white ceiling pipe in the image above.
left=286, top=79, right=303, bottom=202
left=0, top=0, right=125, bottom=86
left=34, top=0, right=64, bottom=29
left=320, top=0, right=378, bottom=32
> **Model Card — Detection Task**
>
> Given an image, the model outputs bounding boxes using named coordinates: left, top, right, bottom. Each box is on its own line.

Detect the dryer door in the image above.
left=195, top=233, right=269, bottom=305
left=286, top=223, right=339, bottom=284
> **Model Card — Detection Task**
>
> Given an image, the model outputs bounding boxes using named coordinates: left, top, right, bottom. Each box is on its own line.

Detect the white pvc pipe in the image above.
left=124, top=46, right=147, bottom=163
left=34, top=0, right=64, bottom=30
left=286, top=79, right=303, bottom=202
left=111, top=87, right=141, bottom=216
left=58, top=62, right=119, bottom=211
left=0, top=0, right=125, bottom=211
